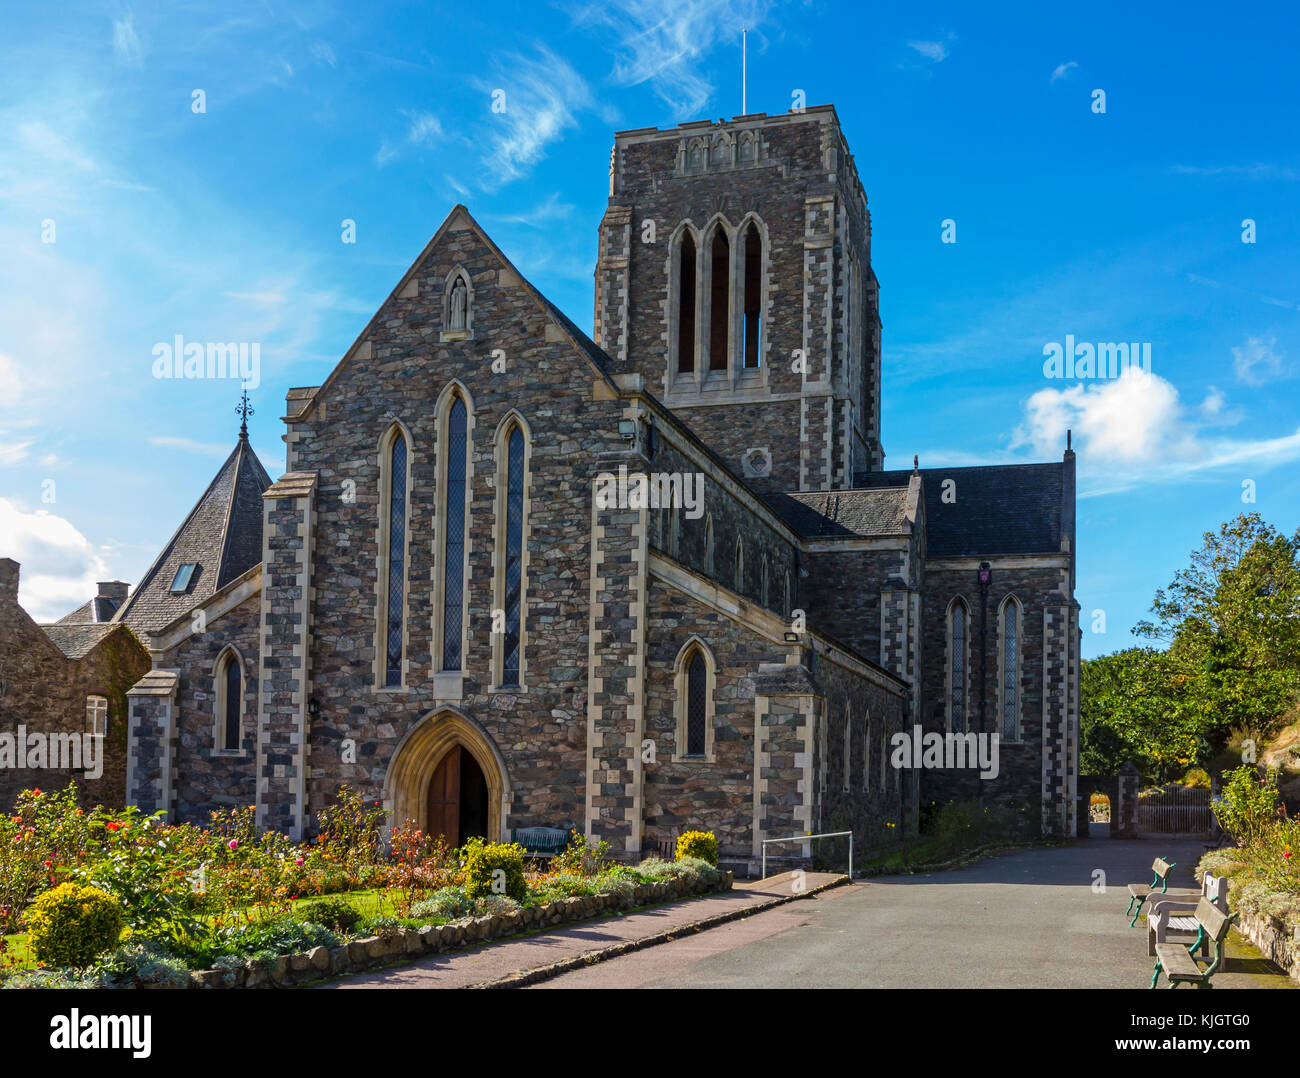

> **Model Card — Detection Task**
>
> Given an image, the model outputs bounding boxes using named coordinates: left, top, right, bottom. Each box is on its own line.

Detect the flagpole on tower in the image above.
left=742, top=28, right=748, bottom=114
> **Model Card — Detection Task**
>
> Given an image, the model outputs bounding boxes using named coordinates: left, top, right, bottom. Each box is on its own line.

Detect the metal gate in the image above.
left=1137, top=784, right=1213, bottom=835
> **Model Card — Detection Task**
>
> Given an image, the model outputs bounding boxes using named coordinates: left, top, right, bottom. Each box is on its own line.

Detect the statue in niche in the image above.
left=449, top=277, right=468, bottom=330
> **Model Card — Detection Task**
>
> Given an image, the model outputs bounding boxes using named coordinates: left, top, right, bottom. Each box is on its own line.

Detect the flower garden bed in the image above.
left=191, top=869, right=733, bottom=989
left=0, top=784, right=732, bottom=990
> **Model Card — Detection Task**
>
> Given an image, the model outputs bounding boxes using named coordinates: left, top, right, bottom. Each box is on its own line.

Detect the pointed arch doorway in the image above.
left=426, top=744, right=490, bottom=846
left=384, top=707, right=510, bottom=843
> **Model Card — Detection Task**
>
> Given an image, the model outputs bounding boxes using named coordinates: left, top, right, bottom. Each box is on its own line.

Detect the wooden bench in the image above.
left=1125, top=857, right=1200, bottom=926
left=1149, top=897, right=1237, bottom=989
left=1146, top=875, right=1228, bottom=956
left=511, top=826, right=572, bottom=858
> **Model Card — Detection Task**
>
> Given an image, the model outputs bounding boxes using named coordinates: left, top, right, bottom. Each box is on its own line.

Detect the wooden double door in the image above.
left=426, top=744, right=489, bottom=847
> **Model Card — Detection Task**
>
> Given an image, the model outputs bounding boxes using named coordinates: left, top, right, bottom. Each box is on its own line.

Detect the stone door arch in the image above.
left=384, top=707, right=510, bottom=842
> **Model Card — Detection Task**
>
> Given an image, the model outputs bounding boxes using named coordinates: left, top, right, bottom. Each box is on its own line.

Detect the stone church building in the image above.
left=117, top=105, right=1079, bottom=870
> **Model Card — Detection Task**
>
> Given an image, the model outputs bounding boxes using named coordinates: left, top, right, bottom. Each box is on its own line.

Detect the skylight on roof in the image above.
left=170, top=563, right=197, bottom=593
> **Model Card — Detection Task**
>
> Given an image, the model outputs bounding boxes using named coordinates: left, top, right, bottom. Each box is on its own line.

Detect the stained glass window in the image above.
left=384, top=434, right=407, bottom=687
left=442, top=399, right=467, bottom=671
left=501, top=426, right=525, bottom=686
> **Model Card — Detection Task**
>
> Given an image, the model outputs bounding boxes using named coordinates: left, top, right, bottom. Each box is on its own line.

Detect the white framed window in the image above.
left=86, top=695, right=108, bottom=738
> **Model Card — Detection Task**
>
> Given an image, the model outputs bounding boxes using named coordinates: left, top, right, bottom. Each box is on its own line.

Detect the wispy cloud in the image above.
left=907, top=35, right=954, bottom=63
left=569, top=0, right=771, bottom=118
left=112, top=14, right=144, bottom=67
left=484, top=192, right=575, bottom=227
left=1233, top=334, right=1289, bottom=386
left=1171, top=163, right=1300, bottom=181
left=376, top=109, right=444, bottom=166
left=310, top=40, right=337, bottom=68
left=477, top=46, right=591, bottom=188
left=147, top=436, right=231, bottom=456
left=1050, top=60, right=1078, bottom=83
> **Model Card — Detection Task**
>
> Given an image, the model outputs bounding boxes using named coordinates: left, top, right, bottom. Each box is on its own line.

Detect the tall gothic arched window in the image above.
left=677, top=232, right=696, bottom=373
left=734, top=538, right=744, bottom=594
left=675, top=638, right=715, bottom=760
left=441, top=396, right=469, bottom=672
left=742, top=221, right=762, bottom=368
left=704, top=515, right=714, bottom=574
left=214, top=648, right=244, bottom=751
left=708, top=229, right=730, bottom=371
left=1001, top=597, right=1022, bottom=741
left=949, top=599, right=968, bottom=733
left=381, top=426, right=409, bottom=688
left=223, top=654, right=242, bottom=749
left=499, top=422, right=526, bottom=687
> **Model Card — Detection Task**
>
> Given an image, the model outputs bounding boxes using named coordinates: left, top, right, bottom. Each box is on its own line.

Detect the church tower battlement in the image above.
left=594, top=105, right=884, bottom=493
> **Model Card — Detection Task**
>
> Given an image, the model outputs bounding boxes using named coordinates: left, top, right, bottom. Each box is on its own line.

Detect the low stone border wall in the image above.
left=189, top=871, right=734, bottom=989
left=1231, top=907, right=1300, bottom=985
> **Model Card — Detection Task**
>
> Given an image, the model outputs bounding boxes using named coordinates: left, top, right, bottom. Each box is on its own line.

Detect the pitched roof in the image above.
left=114, top=434, right=271, bottom=635
left=857, top=463, right=1066, bottom=557
left=38, top=623, right=117, bottom=660
left=762, top=487, right=912, bottom=539
left=55, top=596, right=121, bottom=624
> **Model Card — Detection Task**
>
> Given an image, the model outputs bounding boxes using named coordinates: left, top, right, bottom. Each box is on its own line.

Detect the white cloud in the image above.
left=908, top=37, right=953, bottom=63
left=310, top=40, right=337, bottom=68
left=1199, top=386, right=1226, bottom=418
left=112, top=15, right=144, bottom=67
left=569, top=0, right=771, bottom=118
left=1011, top=367, right=1300, bottom=496
left=477, top=46, right=591, bottom=187
left=1172, top=163, right=1300, bottom=181
left=1232, top=335, right=1288, bottom=386
left=1051, top=61, right=1078, bottom=83
left=376, top=109, right=444, bottom=166
left=0, top=497, right=111, bottom=620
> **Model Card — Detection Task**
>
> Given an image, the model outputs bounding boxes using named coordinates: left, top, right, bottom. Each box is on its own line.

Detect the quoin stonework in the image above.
left=6, top=105, right=1079, bottom=873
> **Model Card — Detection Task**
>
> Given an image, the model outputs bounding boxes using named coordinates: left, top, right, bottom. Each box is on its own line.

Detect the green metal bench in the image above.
left=1125, top=857, right=1200, bottom=926
left=512, top=826, right=572, bottom=858
left=1149, top=897, right=1237, bottom=989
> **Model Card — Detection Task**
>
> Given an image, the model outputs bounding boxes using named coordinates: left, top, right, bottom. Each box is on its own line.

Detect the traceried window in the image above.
left=382, top=429, right=408, bottom=687
left=1001, top=597, right=1022, bottom=741
left=677, top=232, right=697, bottom=373
left=742, top=222, right=762, bottom=369
left=86, top=695, right=108, bottom=738
left=499, top=422, right=526, bottom=687
left=949, top=599, right=968, bottom=733
left=441, top=396, right=469, bottom=671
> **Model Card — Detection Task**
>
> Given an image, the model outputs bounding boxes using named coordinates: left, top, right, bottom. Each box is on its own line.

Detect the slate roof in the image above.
left=114, top=434, right=272, bottom=635
left=38, top=623, right=118, bottom=660
left=762, top=487, right=912, bottom=539
left=55, top=595, right=122, bottom=624
left=856, top=463, right=1066, bottom=557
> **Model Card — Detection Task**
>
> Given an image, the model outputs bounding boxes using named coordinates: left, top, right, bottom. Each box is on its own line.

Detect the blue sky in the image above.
left=0, top=1, right=1297, bottom=660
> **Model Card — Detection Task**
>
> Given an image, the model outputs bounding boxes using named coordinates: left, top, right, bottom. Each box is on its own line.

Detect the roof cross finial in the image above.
left=913, top=453, right=919, bottom=473
left=237, top=391, right=254, bottom=441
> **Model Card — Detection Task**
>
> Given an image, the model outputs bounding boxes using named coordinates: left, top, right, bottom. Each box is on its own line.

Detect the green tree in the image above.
left=1135, top=513, right=1300, bottom=741
left=1081, top=647, right=1201, bottom=781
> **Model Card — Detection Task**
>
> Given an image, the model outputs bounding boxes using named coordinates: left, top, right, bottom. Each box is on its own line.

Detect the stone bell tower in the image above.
left=593, top=104, right=884, bottom=493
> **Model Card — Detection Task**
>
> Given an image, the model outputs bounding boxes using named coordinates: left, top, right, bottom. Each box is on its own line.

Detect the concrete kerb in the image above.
left=469, top=873, right=850, bottom=989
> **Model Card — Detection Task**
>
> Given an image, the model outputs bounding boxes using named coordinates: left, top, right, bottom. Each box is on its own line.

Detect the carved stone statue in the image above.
left=450, top=278, right=467, bottom=330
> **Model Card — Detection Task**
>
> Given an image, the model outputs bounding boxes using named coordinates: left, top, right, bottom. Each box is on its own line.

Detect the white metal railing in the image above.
left=761, top=830, right=853, bottom=881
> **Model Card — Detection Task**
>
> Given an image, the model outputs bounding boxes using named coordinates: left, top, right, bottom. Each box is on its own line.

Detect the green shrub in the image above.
left=1214, top=765, right=1281, bottom=845
left=200, top=916, right=339, bottom=965
left=410, top=886, right=474, bottom=921
left=26, top=882, right=124, bottom=969
left=461, top=838, right=527, bottom=901
left=535, top=875, right=595, bottom=900
left=675, top=830, right=718, bottom=866
left=297, top=895, right=362, bottom=933
left=474, top=894, right=520, bottom=916
left=676, top=856, right=722, bottom=885
left=1182, top=768, right=1211, bottom=789
left=637, top=857, right=688, bottom=879
left=550, top=831, right=612, bottom=876
left=98, top=939, right=191, bottom=987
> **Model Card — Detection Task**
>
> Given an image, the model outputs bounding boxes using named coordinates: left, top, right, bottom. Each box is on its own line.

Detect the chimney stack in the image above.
left=97, top=581, right=129, bottom=602
left=0, top=558, right=19, bottom=604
